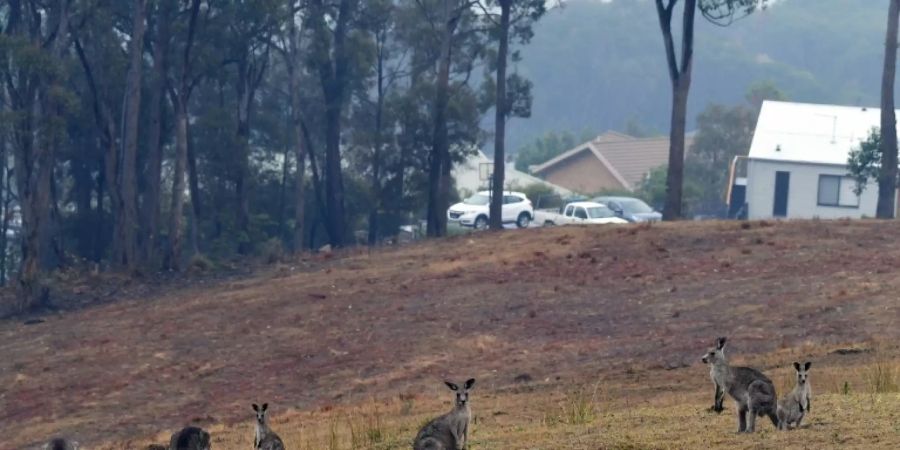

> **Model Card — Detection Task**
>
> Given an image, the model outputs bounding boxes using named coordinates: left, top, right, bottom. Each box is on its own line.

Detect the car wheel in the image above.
left=516, top=212, right=531, bottom=228
left=474, top=215, right=488, bottom=230
left=543, top=221, right=555, bottom=227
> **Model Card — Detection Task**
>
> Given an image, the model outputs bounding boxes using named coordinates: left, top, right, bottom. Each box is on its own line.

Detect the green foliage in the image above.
left=637, top=165, right=704, bottom=215
left=518, top=183, right=556, bottom=204
left=682, top=83, right=785, bottom=214
left=847, top=128, right=882, bottom=196
left=745, top=80, right=787, bottom=115
left=685, top=103, right=755, bottom=209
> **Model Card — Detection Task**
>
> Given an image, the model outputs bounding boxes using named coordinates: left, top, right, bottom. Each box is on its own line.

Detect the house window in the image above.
left=817, top=175, right=859, bottom=207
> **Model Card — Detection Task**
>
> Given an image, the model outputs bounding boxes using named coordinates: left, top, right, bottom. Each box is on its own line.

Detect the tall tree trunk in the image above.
left=656, top=0, right=695, bottom=221
left=278, top=145, right=290, bottom=238
left=292, top=140, right=307, bottom=252
left=665, top=76, right=690, bottom=219
left=368, top=34, right=387, bottom=245
left=94, top=170, right=106, bottom=262
left=878, top=0, right=900, bottom=219
left=69, top=147, right=93, bottom=260
left=490, top=1, right=511, bottom=230
left=16, top=0, right=70, bottom=310
left=102, top=111, right=124, bottom=264
left=142, top=0, right=174, bottom=264
left=302, top=118, right=328, bottom=227
left=235, top=61, right=252, bottom=253
left=323, top=103, right=346, bottom=246
left=164, top=0, right=201, bottom=270
left=234, top=51, right=268, bottom=254
left=427, top=0, right=456, bottom=237
left=311, top=0, right=355, bottom=247
left=111, top=0, right=148, bottom=271
left=186, top=127, right=201, bottom=255
left=0, top=139, right=8, bottom=286
left=286, top=18, right=308, bottom=254
left=165, top=98, right=189, bottom=270
left=289, top=77, right=307, bottom=253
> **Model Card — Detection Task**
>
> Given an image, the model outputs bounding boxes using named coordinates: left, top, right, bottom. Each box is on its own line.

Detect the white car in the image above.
left=447, top=191, right=534, bottom=229
left=534, top=201, right=629, bottom=226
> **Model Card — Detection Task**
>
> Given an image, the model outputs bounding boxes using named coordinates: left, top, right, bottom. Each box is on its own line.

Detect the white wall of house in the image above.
left=746, top=158, right=881, bottom=220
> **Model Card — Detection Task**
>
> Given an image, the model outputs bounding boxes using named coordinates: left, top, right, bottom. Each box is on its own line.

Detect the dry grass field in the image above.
left=2, top=220, right=900, bottom=449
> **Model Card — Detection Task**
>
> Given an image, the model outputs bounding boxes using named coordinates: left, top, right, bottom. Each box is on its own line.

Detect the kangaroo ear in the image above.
left=804, top=361, right=812, bottom=371
left=445, top=381, right=459, bottom=391
left=793, top=362, right=801, bottom=372
left=262, top=403, right=268, bottom=411
left=716, top=337, right=727, bottom=350
left=464, top=378, right=476, bottom=390
left=252, top=404, right=259, bottom=412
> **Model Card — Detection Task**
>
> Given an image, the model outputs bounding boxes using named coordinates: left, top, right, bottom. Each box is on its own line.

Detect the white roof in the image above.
left=749, top=100, right=896, bottom=166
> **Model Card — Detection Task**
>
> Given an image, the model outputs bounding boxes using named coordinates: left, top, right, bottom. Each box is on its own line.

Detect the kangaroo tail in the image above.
left=768, top=410, right=779, bottom=428
left=414, top=437, right=444, bottom=450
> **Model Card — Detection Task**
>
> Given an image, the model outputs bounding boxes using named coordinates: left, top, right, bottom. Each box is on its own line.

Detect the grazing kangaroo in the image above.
left=169, top=426, right=211, bottom=450
left=701, top=337, right=779, bottom=433
left=414, top=378, right=476, bottom=450
left=43, top=438, right=77, bottom=450
left=252, top=403, right=285, bottom=450
left=778, top=361, right=812, bottom=430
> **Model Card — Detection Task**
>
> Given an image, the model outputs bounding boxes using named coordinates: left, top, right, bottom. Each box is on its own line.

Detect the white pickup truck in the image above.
left=533, top=201, right=629, bottom=226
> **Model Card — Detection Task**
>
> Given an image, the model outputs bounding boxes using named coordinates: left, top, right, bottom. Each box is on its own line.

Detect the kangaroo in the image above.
left=169, top=426, right=211, bottom=450
left=778, top=361, right=812, bottom=430
left=701, top=337, right=779, bottom=433
left=43, top=438, right=77, bottom=450
left=252, top=403, right=285, bottom=450
left=413, top=378, right=476, bottom=450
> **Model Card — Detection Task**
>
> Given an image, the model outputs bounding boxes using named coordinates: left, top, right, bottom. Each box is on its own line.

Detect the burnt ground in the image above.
left=2, top=220, right=899, bottom=448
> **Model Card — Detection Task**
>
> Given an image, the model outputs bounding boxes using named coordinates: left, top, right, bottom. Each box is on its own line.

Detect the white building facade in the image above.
left=745, top=101, right=893, bottom=220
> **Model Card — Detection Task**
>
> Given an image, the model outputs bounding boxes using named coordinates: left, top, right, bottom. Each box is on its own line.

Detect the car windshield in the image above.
left=620, top=199, right=653, bottom=214
left=463, top=194, right=490, bottom=205
left=587, top=206, right=615, bottom=219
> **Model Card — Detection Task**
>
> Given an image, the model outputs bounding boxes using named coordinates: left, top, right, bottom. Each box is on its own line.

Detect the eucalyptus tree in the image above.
left=1, top=0, right=73, bottom=309
left=654, top=0, right=766, bottom=220
left=877, top=0, right=900, bottom=218
left=479, top=0, right=547, bottom=230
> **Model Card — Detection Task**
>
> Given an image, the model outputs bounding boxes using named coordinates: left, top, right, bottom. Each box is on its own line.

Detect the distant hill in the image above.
left=501, top=0, right=885, bottom=154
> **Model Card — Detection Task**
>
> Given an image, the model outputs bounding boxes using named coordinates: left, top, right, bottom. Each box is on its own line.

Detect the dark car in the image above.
left=590, top=196, right=662, bottom=223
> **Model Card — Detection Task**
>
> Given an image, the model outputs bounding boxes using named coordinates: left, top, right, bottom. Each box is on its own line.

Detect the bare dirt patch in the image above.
left=2, top=220, right=900, bottom=448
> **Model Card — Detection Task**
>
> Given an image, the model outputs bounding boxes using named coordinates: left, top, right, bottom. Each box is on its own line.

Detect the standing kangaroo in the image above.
left=778, top=361, right=812, bottom=430
left=169, top=426, right=211, bottom=450
left=414, top=378, right=475, bottom=450
left=252, top=403, right=285, bottom=450
left=701, top=337, right=779, bottom=433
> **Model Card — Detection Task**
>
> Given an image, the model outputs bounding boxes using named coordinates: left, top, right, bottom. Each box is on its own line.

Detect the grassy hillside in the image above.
left=3, top=220, right=900, bottom=448
left=506, top=0, right=886, bottom=152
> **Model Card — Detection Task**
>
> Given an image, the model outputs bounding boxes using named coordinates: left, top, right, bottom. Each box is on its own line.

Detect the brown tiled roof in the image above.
left=598, top=135, right=694, bottom=188
left=531, top=131, right=634, bottom=175
left=532, top=130, right=693, bottom=190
